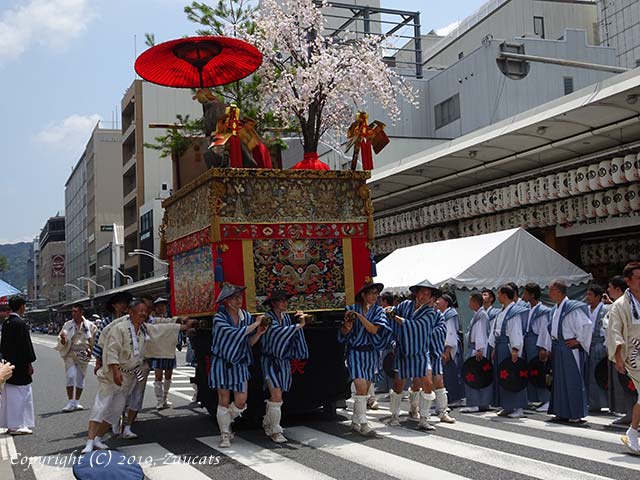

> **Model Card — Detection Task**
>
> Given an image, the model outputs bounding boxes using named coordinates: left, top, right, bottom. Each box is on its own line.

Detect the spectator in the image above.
left=0, top=296, right=36, bottom=435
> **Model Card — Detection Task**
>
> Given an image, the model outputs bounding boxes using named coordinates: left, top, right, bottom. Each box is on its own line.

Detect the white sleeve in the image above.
left=508, top=313, right=524, bottom=355
left=488, top=318, right=496, bottom=348
left=568, top=309, right=593, bottom=354
left=472, top=316, right=488, bottom=355
left=537, top=322, right=552, bottom=351
left=445, top=316, right=458, bottom=348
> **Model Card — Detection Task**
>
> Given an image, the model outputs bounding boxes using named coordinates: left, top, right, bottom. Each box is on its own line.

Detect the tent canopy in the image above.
left=375, top=228, right=592, bottom=292
left=0, top=278, right=20, bottom=298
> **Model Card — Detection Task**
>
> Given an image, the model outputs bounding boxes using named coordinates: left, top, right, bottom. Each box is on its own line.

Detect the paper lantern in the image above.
left=494, top=188, right=505, bottom=211
left=607, top=240, right=619, bottom=264
left=527, top=180, right=540, bottom=203
left=507, top=184, right=519, bottom=208
left=628, top=183, right=640, bottom=211
left=594, top=191, right=607, bottom=217
left=545, top=174, right=558, bottom=200
left=587, top=163, right=601, bottom=191
left=536, top=177, right=547, bottom=202
left=580, top=244, right=591, bottom=266
left=603, top=189, right=618, bottom=216
left=479, top=192, right=490, bottom=213
left=598, top=160, right=614, bottom=189
left=567, top=169, right=580, bottom=196
left=556, top=200, right=568, bottom=224
left=557, top=172, right=570, bottom=198
left=583, top=194, right=596, bottom=218
left=473, top=217, right=484, bottom=234
left=615, top=187, right=631, bottom=213
left=611, top=157, right=626, bottom=184
left=545, top=202, right=557, bottom=225
left=624, top=154, right=640, bottom=182
left=516, top=182, right=529, bottom=205
left=576, top=166, right=590, bottom=193
left=628, top=239, right=640, bottom=261
left=570, top=197, right=583, bottom=221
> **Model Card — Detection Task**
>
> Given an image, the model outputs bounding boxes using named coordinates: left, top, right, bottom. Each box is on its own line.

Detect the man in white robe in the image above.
left=607, top=262, right=640, bottom=452
left=55, top=303, right=97, bottom=412
left=82, top=299, right=190, bottom=453
left=0, top=296, right=36, bottom=434
left=537, top=280, right=592, bottom=422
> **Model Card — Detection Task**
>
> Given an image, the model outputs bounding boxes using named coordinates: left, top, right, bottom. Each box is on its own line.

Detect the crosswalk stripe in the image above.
left=472, top=411, right=623, bottom=444
left=167, top=390, right=195, bottom=402
left=584, top=415, right=621, bottom=427
left=286, top=426, right=470, bottom=480
left=383, top=416, right=640, bottom=473
left=197, top=436, right=337, bottom=479
left=357, top=418, right=618, bottom=480
left=27, top=456, right=76, bottom=480
left=119, top=443, right=212, bottom=480
left=367, top=404, right=624, bottom=445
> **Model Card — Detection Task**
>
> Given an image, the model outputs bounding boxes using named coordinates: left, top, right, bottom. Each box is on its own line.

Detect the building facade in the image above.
left=422, top=0, right=599, bottom=69
left=38, top=216, right=66, bottom=305
left=370, top=69, right=640, bottom=285
left=120, top=80, right=202, bottom=281
left=65, top=125, right=122, bottom=297
left=597, top=0, right=640, bottom=68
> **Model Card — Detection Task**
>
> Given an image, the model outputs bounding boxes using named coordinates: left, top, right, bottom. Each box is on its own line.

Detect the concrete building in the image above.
left=38, top=216, right=66, bottom=305
left=597, top=0, right=640, bottom=68
left=120, top=80, right=202, bottom=281
left=320, top=28, right=618, bottom=170
left=421, top=0, right=599, bottom=69
left=96, top=224, right=125, bottom=290
left=65, top=125, right=122, bottom=297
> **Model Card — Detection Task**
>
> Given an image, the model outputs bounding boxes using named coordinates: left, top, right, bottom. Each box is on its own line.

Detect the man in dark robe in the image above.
left=0, top=296, right=36, bottom=434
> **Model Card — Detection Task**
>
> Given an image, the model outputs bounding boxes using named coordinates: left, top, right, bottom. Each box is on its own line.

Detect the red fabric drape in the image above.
left=228, top=136, right=243, bottom=168
left=360, top=139, right=373, bottom=170
left=252, top=143, right=273, bottom=168
left=292, top=152, right=330, bottom=170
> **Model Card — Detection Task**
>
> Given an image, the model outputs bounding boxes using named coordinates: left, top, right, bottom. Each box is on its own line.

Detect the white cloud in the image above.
left=435, top=21, right=461, bottom=37
left=36, top=113, right=102, bottom=153
left=0, top=0, right=94, bottom=65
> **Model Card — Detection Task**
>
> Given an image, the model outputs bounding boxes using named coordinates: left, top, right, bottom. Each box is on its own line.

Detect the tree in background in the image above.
left=0, top=255, right=7, bottom=273
left=249, top=0, right=417, bottom=156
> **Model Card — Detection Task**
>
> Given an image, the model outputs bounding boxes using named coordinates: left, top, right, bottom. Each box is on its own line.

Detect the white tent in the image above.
left=375, top=228, right=592, bottom=292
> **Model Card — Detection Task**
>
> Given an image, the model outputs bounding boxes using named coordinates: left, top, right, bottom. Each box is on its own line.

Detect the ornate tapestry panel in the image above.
left=253, top=238, right=345, bottom=312
left=164, top=183, right=211, bottom=243
left=216, top=177, right=369, bottom=224
left=171, top=245, right=215, bottom=315
left=222, top=222, right=367, bottom=240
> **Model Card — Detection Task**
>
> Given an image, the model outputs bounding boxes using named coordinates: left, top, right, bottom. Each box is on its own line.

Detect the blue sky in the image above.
left=0, top=0, right=486, bottom=244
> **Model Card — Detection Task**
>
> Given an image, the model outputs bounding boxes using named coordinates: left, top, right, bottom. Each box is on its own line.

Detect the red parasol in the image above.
left=134, top=36, right=263, bottom=89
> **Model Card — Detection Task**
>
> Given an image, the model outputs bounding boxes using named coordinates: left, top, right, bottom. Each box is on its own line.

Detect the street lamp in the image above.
left=78, top=277, right=106, bottom=292
left=100, top=265, right=134, bottom=285
left=64, top=283, right=88, bottom=296
left=128, top=249, right=169, bottom=266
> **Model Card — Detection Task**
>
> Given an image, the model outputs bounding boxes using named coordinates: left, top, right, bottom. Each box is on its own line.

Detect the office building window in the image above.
left=563, top=76, right=574, bottom=95
left=533, top=16, right=545, bottom=39
left=435, top=94, right=460, bottom=130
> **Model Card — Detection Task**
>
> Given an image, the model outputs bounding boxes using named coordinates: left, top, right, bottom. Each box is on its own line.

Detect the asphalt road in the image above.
left=1, top=333, right=640, bottom=479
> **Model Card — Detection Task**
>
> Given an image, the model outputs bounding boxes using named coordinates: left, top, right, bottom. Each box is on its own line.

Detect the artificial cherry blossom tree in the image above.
left=250, top=0, right=416, bottom=156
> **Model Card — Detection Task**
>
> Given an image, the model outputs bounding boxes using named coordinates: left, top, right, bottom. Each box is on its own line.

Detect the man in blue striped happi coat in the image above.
left=387, top=282, right=443, bottom=431
left=260, top=290, right=309, bottom=443
left=338, top=281, right=391, bottom=437
left=210, top=284, right=267, bottom=448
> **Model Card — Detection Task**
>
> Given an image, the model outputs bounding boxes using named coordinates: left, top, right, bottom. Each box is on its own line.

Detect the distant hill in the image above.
left=0, top=242, right=31, bottom=292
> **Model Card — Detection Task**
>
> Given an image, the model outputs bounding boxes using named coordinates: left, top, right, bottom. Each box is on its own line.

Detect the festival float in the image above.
left=133, top=0, right=412, bottom=420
